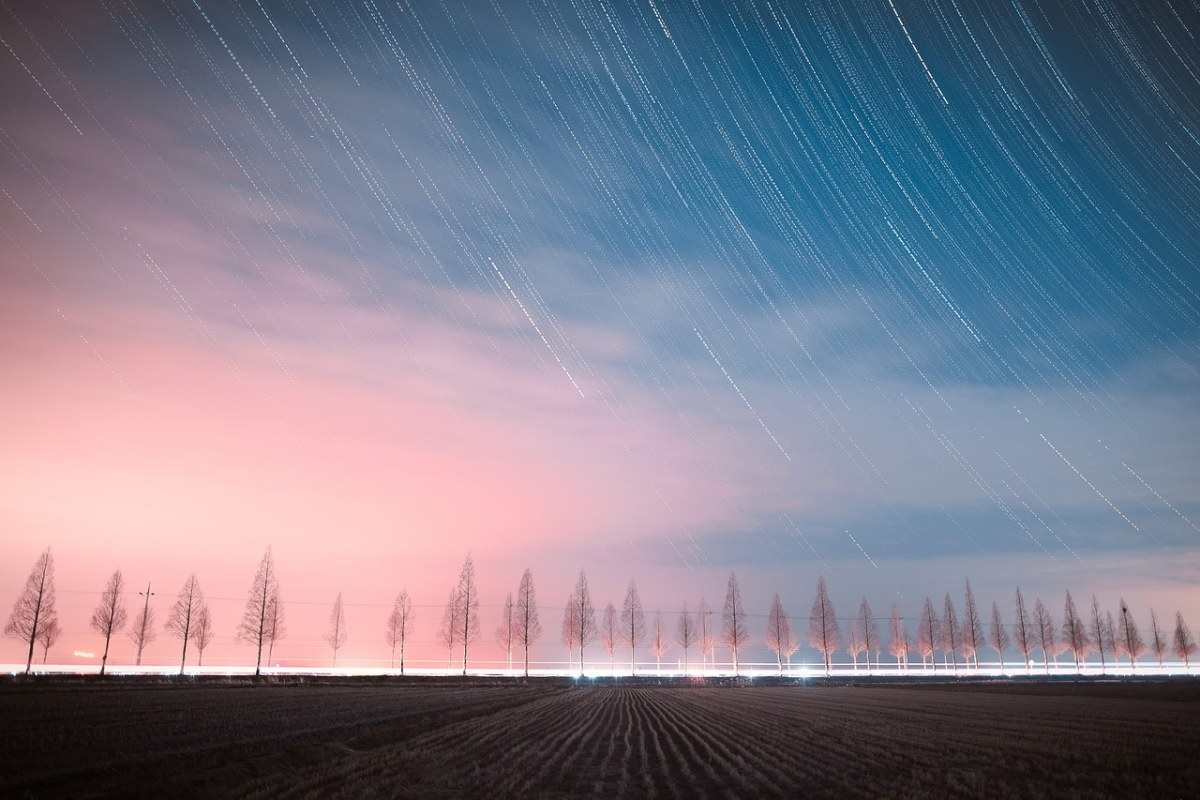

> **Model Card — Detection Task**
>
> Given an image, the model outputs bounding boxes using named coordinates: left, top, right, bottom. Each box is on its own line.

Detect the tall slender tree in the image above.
left=513, top=569, right=541, bottom=677
left=4, top=548, right=57, bottom=674
left=988, top=601, right=1009, bottom=670
left=325, top=592, right=348, bottom=667
left=165, top=575, right=204, bottom=675
left=697, top=598, right=715, bottom=671
left=859, top=598, right=880, bottom=671
left=675, top=601, right=695, bottom=673
left=454, top=555, right=481, bottom=675
left=621, top=579, right=646, bottom=674
left=1061, top=591, right=1089, bottom=672
left=917, top=597, right=939, bottom=670
left=565, top=569, right=596, bottom=673
left=889, top=605, right=910, bottom=670
left=385, top=589, right=414, bottom=673
left=847, top=607, right=865, bottom=671
left=602, top=602, right=618, bottom=670
left=1088, top=596, right=1109, bottom=672
left=1149, top=609, right=1167, bottom=667
left=960, top=580, right=984, bottom=669
left=940, top=594, right=960, bottom=670
left=722, top=572, right=748, bottom=676
left=1174, top=611, right=1196, bottom=668
left=1012, top=588, right=1033, bottom=672
left=1033, top=598, right=1056, bottom=672
left=496, top=592, right=515, bottom=671
left=193, top=605, right=213, bottom=667
left=561, top=595, right=580, bottom=672
left=238, top=547, right=282, bottom=677
left=440, top=588, right=461, bottom=668
left=765, top=594, right=796, bottom=673
left=1108, top=604, right=1137, bottom=666
left=649, top=610, right=668, bottom=672
left=90, top=569, right=127, bottom=676
left=808, top=576, right=840, bottom=676
left=129, top=585, right=156, bottom=667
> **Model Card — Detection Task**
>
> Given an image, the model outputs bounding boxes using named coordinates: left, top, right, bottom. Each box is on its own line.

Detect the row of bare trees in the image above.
left=7, top=548, right=1199, bottom=674
left=879, top=585, right=1197, bottom=675
left=2, top=548, right=282, bottom=675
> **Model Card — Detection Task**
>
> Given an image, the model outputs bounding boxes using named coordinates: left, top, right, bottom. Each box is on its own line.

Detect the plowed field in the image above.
left=3, top=678, right=1197, bottom=798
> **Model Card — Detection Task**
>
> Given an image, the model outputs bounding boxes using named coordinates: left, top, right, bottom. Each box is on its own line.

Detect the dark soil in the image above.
left=2, top=676, right=1197, bottom=798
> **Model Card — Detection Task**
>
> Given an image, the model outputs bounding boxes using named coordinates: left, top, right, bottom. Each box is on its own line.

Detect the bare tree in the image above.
left=621, top=579, right=646, bottom=674
left=1116, top=600, right=1144, bottom=669
left=765, top=594, right=796, bottom=673
left=601, top=602, right=618, bottom=670
left=1012, top=588, right=1033, bottom=672
left=496, top=592, right=515, bottom=671
left=1060, top=591, right=1089, bottom=672
left=649, top=610, right=668, bottom=672
left=561, top=595, right=580, bottom=673
left=917, top=597, right=939, bottom=670
left=1088, top=596, right=1109, bottom=672
left=440, top=588, right=462, bottom=668
left=385, top=589, right=414, bottom=673
left=846, top=606, right=865, bottom=671
left=988, top=601, right=1009, bottom=670
left=238, top=547, right=282, bottom=677
left=4, top=548, right=57, bottom=674
left=325, top=592, right=348, bottom=667
left=940, top=594, right=960, bottom=670
left=165, top=575, right=205, bottom=675
left=1149, top=609, right=1167, bottom=667
left=264, top=591, right=285, bottom=666
left=1174, top=611, right=1196, bottom=668
left=37, top=616, right=61, bottom=664
left=889, top=605, right=910, bottom=670
left=90, top=569, right=127, bottom=676
left=455, top=555, right=481, bottom=675
left=859, top=598, right=880, bottom=671
left=722, top=572, right=749, bottom=676
left=565, top=570, right=596, bottom=673
left=697, top=598, right=715, bottom=671
left=193, top=605, right=214, bottom=667
left=960, top=580, right=984, bottom=669
left=1104, top=610, right=1118, bottom=669
left=514, top=569, right=541, bottom=677
left=675, top=601, right=695, bottom=672
left=1033, top=598, right=1056, bottom=672
left=808, top=576, right=840, bottom=676
left=129, top=585, right=156, bottom=667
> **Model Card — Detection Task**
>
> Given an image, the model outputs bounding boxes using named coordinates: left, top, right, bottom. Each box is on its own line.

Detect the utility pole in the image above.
left=136, top=582, right=155, bottom=666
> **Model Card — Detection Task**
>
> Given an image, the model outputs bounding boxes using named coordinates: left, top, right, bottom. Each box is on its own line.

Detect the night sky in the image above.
left=2, top=0, right=1198, bottom=669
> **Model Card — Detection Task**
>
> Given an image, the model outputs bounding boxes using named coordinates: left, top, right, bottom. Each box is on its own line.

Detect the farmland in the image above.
left=2, top=678, right=1197, bottom=798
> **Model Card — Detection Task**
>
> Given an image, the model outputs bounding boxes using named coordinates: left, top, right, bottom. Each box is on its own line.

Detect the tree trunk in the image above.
left=100, top=633, right=112, bottom=676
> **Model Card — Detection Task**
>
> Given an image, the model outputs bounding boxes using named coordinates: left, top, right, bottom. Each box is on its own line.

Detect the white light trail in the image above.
left=1040, top=434, right=1153, bottom=541
left=694, top=328, right=790, bottom=461
left=490, top=258, right=585, bottom=398
left=887, top=0, right=949, bottom=105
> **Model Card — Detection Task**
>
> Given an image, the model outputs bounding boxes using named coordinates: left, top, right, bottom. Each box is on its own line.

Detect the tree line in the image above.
left=5, top=547, right=1198, bottom=676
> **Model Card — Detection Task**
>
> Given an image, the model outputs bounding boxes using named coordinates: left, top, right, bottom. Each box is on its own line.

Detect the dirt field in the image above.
left=3, top=677, right=1197, bottom=798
